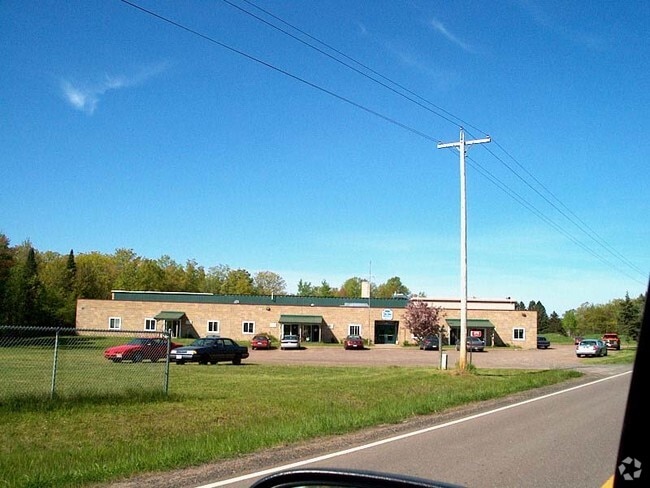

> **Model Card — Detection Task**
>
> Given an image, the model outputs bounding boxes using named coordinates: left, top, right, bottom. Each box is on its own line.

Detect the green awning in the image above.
left=279, top=314, right=323, bottom=324
left=154, top=311, right=186, bottom=320
left=445, top=319, right=495, bottom=329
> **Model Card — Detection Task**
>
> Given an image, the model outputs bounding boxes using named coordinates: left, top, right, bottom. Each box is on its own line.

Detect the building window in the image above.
left=144, top=318, right=156, bottom=331
left=109, top=317, right=121, bottom=330
left=242, top=321, right=255, bottom=334
left=207, top=320, right=220, bottom=334
left=348, top=324, right=361, bottom=336
left=513, top=328, right=525, bottom=340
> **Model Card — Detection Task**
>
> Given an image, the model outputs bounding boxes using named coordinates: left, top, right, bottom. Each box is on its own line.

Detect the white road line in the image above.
left=196, top=371, right=631, bottom=488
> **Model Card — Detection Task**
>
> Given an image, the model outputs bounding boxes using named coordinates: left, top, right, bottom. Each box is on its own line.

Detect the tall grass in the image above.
left=0, top=365, right=581, bottom=488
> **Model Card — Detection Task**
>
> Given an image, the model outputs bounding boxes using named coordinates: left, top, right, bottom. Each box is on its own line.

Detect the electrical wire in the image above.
left=118, top=0, right=645, bottom=286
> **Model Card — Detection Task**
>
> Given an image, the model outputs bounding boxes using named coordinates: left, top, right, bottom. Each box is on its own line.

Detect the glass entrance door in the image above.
left=304, top=324, right=320, bottom=343
left=165, top=320, right=181, bottom=338
left=374, top=321, right=398, bottom=344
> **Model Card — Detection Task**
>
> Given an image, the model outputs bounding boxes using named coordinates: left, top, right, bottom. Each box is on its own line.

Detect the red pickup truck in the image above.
left=601, top=333, right=621, bottom=350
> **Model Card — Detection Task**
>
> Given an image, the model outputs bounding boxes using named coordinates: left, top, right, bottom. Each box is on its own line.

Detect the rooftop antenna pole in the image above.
left=437, top=128, right=490, bottom=371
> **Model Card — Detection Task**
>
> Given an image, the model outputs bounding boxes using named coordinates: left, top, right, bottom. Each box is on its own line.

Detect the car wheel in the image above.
left=176, top=360, right=185, bottom=365
left=150, top=357, right=158, bottom=363
left=132, top=352, right=143, bottom=363
left=111, top=358, right=122, bottom=363
left=232, top=356, right=242, bottom=365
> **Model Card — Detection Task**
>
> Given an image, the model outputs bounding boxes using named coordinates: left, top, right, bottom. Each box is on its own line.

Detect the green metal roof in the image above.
left=112, top=291, right=409, bottom=309
left=445, top=319, right=495, bottom=329
left=279, top=314, right=323, bottom=324
left=153, top=311, right=186, bottom=320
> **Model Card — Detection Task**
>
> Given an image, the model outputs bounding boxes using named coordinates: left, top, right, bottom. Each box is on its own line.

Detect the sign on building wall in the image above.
left=381, top=309, right=393, bottom=320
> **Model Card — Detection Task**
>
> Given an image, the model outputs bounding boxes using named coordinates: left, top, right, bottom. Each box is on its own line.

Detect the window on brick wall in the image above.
left=109, top=317, right=121, bottom=330
left=144, top=318, right=156, bottom=331
left=242, top=321, right=255, bottom=334
left=513, top=328, right=525, bottom=341
left=207, top=320, right=220, bottom=334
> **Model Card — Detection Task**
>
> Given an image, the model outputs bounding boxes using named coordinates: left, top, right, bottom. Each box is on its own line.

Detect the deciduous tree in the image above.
left=375, top=276, right=409, bottom=298
left=338, top=277, right=363, bottom=297
left=403, top=300, right=443, bottom=344
left=253, top=271, right=287, bottom=295
left=221, top=268, right=254, bottom=294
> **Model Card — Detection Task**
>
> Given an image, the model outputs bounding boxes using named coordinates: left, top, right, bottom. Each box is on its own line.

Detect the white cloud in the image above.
left=61, top=81, right=99, bottom=114
left=429, top=17, right=474, bottom=53
left=516, top=0, right=605, bottom=50
left=60, top=62, right=168, bottom=115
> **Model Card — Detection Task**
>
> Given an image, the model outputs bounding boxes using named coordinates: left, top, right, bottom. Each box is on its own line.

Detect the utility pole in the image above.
left=437, top=128, right=490, bottom=371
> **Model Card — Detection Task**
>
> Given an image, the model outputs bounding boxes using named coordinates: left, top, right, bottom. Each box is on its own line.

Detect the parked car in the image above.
left=419, top=335, right=440, bottom=350
left=576, top=339, right=608, bottom=357
left=104, top=337, right=181, bottom=363
left=170, top=337, right=249, bottom=365
left=456, top=336, right=485, bottom=352
left=251, top=334, right=272, bottom=350
left=536, top=336, right=551, bottom=349
left=343, top=334, right=364, bottom=350
left=280, top=335, right=301, bottom=350
left=601, top=333, right=621, bottom=350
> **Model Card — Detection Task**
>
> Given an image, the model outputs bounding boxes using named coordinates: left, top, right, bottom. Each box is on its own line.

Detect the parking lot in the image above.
left=245, top=343, right=604, bottom=370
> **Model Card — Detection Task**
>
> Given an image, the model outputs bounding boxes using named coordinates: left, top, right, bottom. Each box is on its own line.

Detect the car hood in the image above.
left=105, top=345, right=138, bottom=354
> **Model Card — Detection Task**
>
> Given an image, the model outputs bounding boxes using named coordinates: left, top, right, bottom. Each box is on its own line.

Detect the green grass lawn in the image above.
left=0, top=363, right=583, bottom=488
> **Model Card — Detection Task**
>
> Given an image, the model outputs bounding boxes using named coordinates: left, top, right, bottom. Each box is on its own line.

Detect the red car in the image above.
left=104, top=338, right=181, bottom=363
left=251, top=334, right=272, bottom=350
left=343, top=335, right=364, bottom=350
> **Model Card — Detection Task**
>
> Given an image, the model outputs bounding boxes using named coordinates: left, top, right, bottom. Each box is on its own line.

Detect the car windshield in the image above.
left=127, top=338, right=150, bottom=345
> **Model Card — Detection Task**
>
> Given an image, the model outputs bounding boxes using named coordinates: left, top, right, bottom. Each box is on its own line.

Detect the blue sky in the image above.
left=1, top=0, right=648, bottom=314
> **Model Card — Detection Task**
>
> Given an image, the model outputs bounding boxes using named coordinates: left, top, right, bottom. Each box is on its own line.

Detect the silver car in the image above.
left=280, top=334, right=301, bottom=350
left=576, top=339, right=608, bottom=357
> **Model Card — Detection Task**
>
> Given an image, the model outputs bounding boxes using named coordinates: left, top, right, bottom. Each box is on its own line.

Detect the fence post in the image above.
left=163, top=331, right=171, bottom=396
left=50, top=328, right=61, bottom=399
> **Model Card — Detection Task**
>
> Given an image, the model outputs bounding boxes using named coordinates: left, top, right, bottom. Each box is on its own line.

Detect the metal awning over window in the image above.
left=279, top=314, right=323, bottom=324
left=445, top=319, right=495, bottom=329
left=154, top=311, right=186, bottom=320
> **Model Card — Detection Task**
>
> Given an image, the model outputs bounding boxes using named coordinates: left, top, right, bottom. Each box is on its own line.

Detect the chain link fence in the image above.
left=0, top=326, right=175, bottom=402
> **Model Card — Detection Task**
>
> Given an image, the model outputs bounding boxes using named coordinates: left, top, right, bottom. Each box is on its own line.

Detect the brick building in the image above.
left=76, top=291, right=538, bottom=349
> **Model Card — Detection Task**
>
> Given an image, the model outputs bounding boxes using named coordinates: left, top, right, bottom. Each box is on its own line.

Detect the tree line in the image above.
left=515, top=296, right=645, bottom=341
left=0, top=234, right=411, bottom=328
left=1, top=233, right=643, bottom=336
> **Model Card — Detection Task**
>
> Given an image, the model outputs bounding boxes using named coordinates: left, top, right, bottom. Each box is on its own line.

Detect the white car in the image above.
left=576, top=339, right=608, bottom=357
left=280, top=335, right=301, bottom=350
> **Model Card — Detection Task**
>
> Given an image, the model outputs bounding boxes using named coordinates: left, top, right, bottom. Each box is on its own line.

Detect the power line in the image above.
left=119, top=0, right=440, bottom=143
left=224, top=0, right=645, bottom=283
left=118, top=0, right=645, bottom=285
left=224, top=0, right=484, bottom=134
